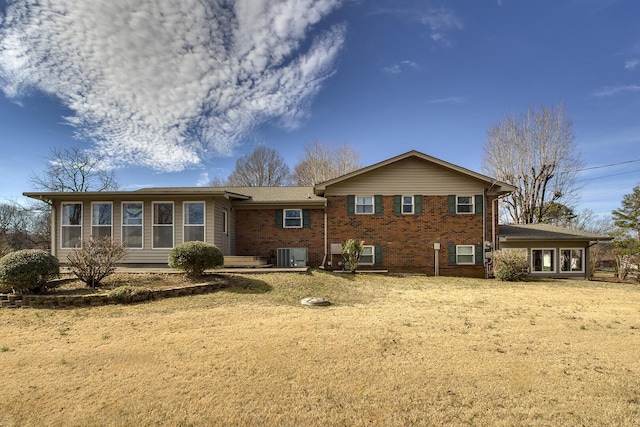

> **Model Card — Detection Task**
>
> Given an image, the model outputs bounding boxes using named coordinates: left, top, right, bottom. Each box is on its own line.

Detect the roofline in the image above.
left=313, top=150, right=516, bottom=195
left=23, top=188, right=250, bottom=200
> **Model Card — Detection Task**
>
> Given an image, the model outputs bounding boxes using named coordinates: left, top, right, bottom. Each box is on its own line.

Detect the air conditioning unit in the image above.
left=277, top=248, right=308, bottom=267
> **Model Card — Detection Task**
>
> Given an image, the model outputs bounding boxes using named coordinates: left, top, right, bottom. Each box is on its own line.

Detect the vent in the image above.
left=277, top=248, right=308, bottom=267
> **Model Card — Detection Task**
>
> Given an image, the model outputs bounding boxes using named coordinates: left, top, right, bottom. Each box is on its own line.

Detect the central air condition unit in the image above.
left=277, top=248, right=308, bottom=267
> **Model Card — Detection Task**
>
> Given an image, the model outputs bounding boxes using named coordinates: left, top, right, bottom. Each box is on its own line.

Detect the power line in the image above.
left=576, top=159, right=640, bottom=172
left=576, top=168, right=640, bottom=183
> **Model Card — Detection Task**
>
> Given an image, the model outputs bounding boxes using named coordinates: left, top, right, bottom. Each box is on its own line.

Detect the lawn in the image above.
left=1, top=271, right=639, bottom=426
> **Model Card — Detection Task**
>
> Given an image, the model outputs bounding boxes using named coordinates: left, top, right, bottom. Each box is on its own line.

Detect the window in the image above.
left=223, top=209, right=229, bottom=234
left=122, top=202, right=143, bottom=249
left=457, top=196, right=474, bottom=214
left=402, top=196, right=414, bottom=214
left=359, top=245, right=374, bottom=265
left=184, top=202, right=205, bottom=242
left=532, top=249, right=555, bottom=272
left=356, top=196, right=373, bottom=214
left=61, top=202, right=82, bottom=248
left=560, top=249, right=583, bottom=272
left=456, top=245, right=475, bottom=264
left=153, top=202, right=174, bottom=249
left=91, top=203, right=112, bottom=238
left=284, top=209, right=302, bottom=228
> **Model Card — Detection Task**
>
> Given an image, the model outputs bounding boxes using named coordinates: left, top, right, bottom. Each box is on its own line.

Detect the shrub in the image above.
left=67, top=237, right=127, bottom=288
left=108, top=286, right=152, bottom=304
left=341, top=239, right=363, bottom=273
left=0, top=249, right=60, bottom=293
left=493, top=249, right=529, bottom=281
left=168, top=241, right=224, bottom=277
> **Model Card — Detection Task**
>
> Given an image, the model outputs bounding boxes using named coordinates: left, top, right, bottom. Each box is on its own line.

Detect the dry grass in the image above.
left=1, top=271, right=639, bottom=426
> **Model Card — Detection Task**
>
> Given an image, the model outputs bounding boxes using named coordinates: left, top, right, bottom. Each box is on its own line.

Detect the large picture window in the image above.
left=61, top=202, right=82, bottom=248
left=532, top=249, right=555, bottom=272
left=153, top=202, right=174, bottom=249
left=91, top=202, right=112, bottom=238
left=122, top=202, right=143, bottom=249
left=356, top=196, right=373, bottom=214
left=560, top=249, right=584, bottom=272
left=184, top=202, right=205, bottom=242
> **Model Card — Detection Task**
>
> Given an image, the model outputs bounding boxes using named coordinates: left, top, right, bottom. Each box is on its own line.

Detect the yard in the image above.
left=1, top=271, right=639, bottom=426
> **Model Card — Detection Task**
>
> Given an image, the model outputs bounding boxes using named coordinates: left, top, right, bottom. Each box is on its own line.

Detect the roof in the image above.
left=313, top=150, right=516, bottom=196
left=499, top=224, right=612, bottom=242
left=223, top=186, right=325, bottom=207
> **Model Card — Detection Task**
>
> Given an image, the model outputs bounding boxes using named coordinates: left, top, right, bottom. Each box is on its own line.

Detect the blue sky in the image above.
left=1, top=0, right=639, bottom=218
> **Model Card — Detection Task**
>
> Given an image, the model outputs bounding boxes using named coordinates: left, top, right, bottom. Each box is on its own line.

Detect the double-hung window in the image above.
left=456, top=196, right=474, bottom=214
left=122, top=202, right=143, bottom=249
left=356, top=196, right=374, bottom=214
left=402, top=196, right=414, bottom=214
left=184, top=202, right=205, bottom=242
left=359, top=245, right=374, bottom=265
left=61, top=202, right=82, bottom=248
left=532, top=249, right=555, bottom=272
left=91, top=202, right=112, bottom=238
left=456, top=245, right=475, bottom=264
left=284, top=209, right=302, bottom=228
left=560, top=249, right=583, bottom=272
left=153, top=202, right=174, bottom=249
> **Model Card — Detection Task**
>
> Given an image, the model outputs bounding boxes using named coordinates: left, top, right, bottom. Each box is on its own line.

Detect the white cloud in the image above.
left=0, top=0, right=345, bottom=172
left=624, top=59, right=640, bottom=70
left=418, top=7, right=463, bottom=46
left=382, top=60, right=418, bottom=74
left=196, top=172, right=210, bottom=187
left=592, top=84, right=640, bottom=97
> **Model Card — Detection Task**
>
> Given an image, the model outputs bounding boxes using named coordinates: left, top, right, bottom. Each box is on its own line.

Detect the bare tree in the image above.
left=482, top=104, right=583, bottom=224
left=227, top=146, right=290, bottom=187
left=30, top=146, right=119, bottom=192
left=208, top=176, right=228, bottom=187
left=293, top=142, right=362, bottom=186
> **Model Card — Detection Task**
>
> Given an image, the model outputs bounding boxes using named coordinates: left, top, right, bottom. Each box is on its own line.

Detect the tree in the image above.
left=482, top=104, right=583, bottom=224
left=612, top=185, right=640, bottom=238
left=293, top=142, right=362, bottom=186
left=30, top=146, right=119, bottom=192
left=611, top=185, right=640, bottom=279
left=227, top=146, right=290, bottom=187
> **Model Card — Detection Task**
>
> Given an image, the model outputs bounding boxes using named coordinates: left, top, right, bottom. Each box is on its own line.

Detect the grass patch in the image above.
left=1, top=270, right=639, bottom=426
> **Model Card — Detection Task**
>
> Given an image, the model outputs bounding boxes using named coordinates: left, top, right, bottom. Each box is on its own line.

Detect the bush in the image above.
left=493, top=249, right=529, bottom=281
left=0, top=249, right=60, bottom=293
left=168, top=241, right=224, bottom=277
left=108, top=286, right=153, bottom=304
left=341, top=239, right=363, bottom=272
left=67, top=237, right=127, bottom=288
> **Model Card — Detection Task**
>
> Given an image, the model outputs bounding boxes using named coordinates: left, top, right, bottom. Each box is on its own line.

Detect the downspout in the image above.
left=319, top=199, right=328, bottom=269
left=483, top=189, right=487, bottom=278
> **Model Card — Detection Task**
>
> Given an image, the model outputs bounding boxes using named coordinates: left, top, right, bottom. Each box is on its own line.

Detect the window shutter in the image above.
left=374, top=195, right=383, bottom=215
left=475, top=244, right=484, bottom=265
left=475, top=195, right=484, bottom=215
left=448, top=195, right=456, bottom=215
left=394, top=195, right=401, bottom=215
left=414, top=195, right=423, bottom=215
left=374, top=245, right=383, bottom=266
left=275, top=209, right=283, bottom=228
left=303, top=209, right=311, bottom=228
left=448, top=244, right=456, bottom=265
left=347, top=195, right=355, bottom=216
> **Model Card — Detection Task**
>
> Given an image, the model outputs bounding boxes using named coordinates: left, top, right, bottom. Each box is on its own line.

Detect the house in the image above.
left=23, top=150, right=601, bottom=279
left=498, top=224, right=612, bottom=279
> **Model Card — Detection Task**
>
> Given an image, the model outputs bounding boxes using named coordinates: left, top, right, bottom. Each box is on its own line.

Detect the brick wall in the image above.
left=326, top=195, right=496, bottom=277
left=235, top=208, right=325, bottom=267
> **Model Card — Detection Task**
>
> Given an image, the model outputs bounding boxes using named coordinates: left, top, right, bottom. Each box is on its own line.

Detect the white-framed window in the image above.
left=91, top=202, right=113, bottom=238
left=532, top=249, right=555, bottom=272
left=356, top=196, right=374, bottom=214
left=456, top=196, right=474, bottom=214
left=456, top=245, right=475, bottom=264
left=359, top=245, right=374, bottom=265
left=61, top=202, right=82, bottom=248
left=152, top=202, right=174, bottom=249
left=402, top=196, right=414, bottom=214
left=283, top=209, right=303, bottom=228
left=183, top=202, right=205, bottom=242
left=560, top=248, right=584, bottom=272
left=222, top=209, right=229, bottom=234
left=122, top=202, right=143, bottom=249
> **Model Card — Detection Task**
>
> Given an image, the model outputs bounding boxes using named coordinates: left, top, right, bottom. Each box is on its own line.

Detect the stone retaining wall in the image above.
left=0, top=281, right=225, bottom=309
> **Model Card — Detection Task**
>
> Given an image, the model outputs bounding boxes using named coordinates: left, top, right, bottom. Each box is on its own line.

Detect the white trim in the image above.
left=122, top=201, right=144, bottom=250
left=152, top=201, right=174, bottom=249
left=356, top=196, right=374, bottom=215
left=456, top=244, right=475, bottom=265
left=90, top=202, right=113, bottom=239
left=456, top=196, right=474, bottom=214
left=531, top=248, right=556, bottom=273
left=402, top=195, right=414, bottom=214
left=60, top=202, right=83, bottom=249
left=183, top=201, right=206, bottom=242
left=283, top=208, right=303, bottom=228
left=560, top=248, right=585, bottom=273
